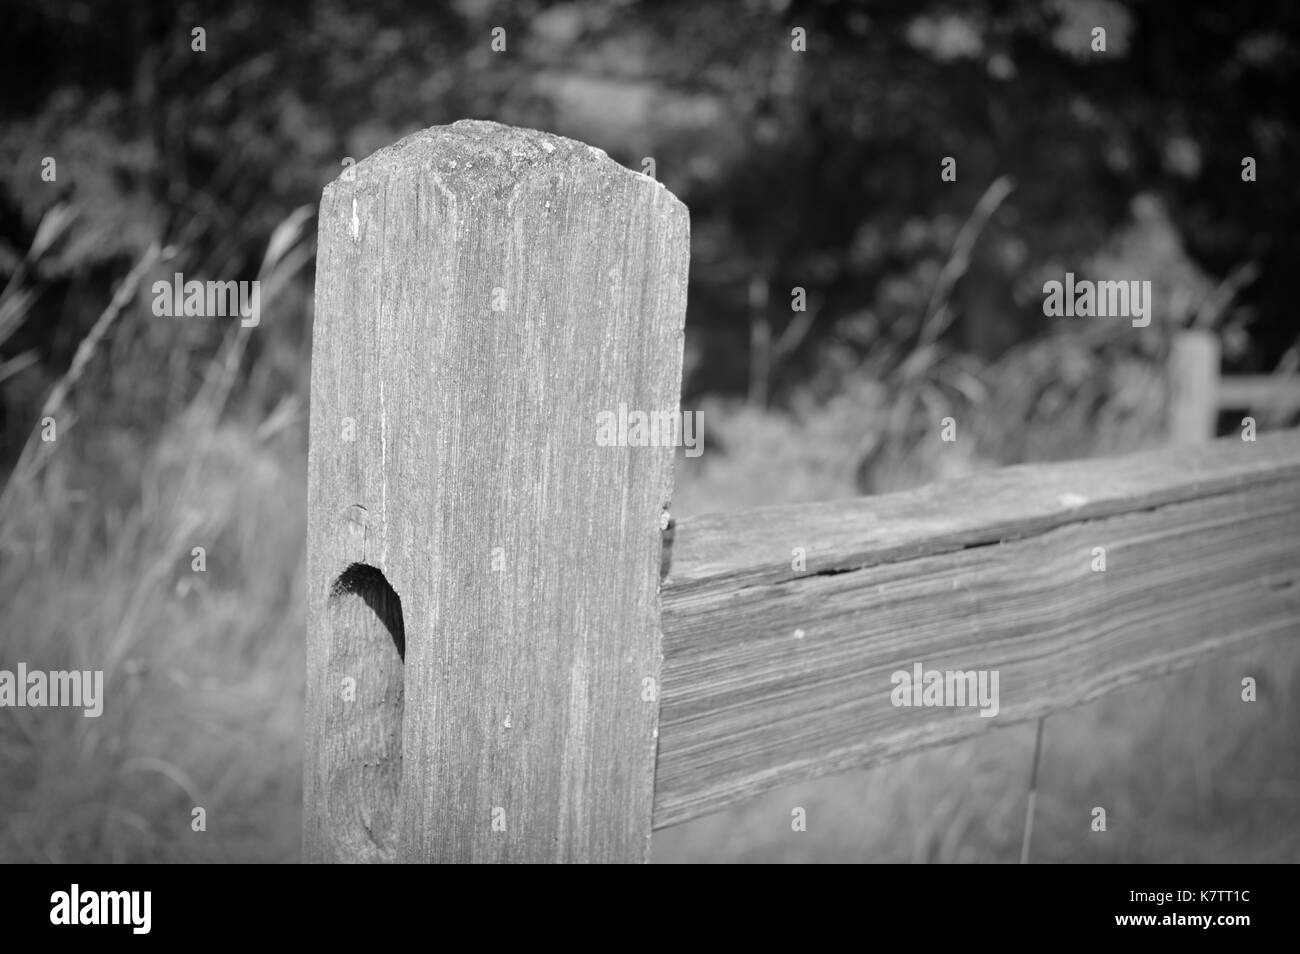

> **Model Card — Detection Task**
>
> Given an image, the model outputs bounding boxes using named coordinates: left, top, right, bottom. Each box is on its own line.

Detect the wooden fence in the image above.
left=305, top=121, right=1300, bottom=863
left=1169, top=329, right=1300, bottom=444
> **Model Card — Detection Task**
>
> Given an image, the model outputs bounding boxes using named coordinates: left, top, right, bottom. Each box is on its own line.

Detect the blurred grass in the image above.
left=0, top=217, right=311, bottom=863
left=1, top=224, right=1298, bottom=863
left=0, top=415, right=306, bottom=862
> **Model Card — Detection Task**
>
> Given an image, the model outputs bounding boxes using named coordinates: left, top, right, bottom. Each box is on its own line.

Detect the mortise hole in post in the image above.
left=322, top=561, right=405, bottom=862
left=330, top=562, right=405, bottom=662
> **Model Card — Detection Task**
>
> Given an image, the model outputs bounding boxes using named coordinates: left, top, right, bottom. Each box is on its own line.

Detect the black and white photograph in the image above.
left=1, top=0, right=1297, bottom=902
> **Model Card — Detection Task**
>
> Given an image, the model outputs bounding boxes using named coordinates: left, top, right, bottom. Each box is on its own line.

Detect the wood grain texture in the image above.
left=306, top=120, right=688, bottom=862
left=655, top=430, right=1300, bottom=828
left=315, top=562, right=405, bottom=863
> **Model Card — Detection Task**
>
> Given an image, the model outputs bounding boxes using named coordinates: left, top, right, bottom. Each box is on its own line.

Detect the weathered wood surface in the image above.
left=306, top=121, right=689, bottom=862
left=655, top=430, right=1300, bottom=828
left=314, top=559, right=405, bottom=863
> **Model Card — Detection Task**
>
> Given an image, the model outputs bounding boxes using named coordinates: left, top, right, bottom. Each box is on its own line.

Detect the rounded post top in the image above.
left=326, top=120, right=682, bottom=213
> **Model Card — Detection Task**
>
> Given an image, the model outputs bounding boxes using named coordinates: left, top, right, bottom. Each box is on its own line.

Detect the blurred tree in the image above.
left=1, top=0, right=1298, bottom=455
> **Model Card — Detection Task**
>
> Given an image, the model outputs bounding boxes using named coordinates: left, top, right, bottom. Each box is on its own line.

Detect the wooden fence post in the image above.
left=304, top=121, right=689, bottom=862
left=1169, top=329, right=1220, bottom=444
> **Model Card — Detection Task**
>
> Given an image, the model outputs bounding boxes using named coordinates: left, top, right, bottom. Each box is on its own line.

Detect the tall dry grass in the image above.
left=0, top=214, right=311, bottom=863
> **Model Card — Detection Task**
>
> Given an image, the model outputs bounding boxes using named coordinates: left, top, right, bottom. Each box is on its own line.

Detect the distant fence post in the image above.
left=305, top=121, right=689, bottom=862
left=1169, top=329, right=1220, bottom=444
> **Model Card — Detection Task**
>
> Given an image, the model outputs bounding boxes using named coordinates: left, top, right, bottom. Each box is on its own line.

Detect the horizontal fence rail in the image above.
left=654, top=430, right=1300, bottom=828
